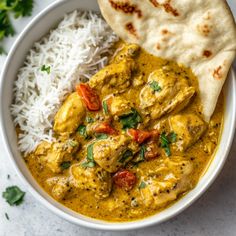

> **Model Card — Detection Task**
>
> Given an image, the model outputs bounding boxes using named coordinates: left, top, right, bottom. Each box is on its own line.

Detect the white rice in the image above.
left=11, top=11, right=118, bottom=154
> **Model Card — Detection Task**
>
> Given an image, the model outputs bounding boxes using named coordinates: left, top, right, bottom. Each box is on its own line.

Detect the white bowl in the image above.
left=0, top=0, right=235, bottom=231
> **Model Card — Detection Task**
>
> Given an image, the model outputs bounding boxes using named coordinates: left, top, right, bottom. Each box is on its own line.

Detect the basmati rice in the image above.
left=11, top=11, right=118, bottom=154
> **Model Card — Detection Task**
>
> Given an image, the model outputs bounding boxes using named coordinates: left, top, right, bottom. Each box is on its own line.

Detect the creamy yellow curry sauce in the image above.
left=24, top=42, right=223, bottom=221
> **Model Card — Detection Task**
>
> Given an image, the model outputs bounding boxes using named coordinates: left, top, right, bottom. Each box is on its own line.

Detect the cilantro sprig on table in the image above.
left=0, top=0, right=34, bottom=54
left=2, top=185, right=25, bottom=206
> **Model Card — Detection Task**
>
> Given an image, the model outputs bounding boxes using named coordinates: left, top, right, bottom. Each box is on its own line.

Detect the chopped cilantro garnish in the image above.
left=102, top=100, right=108, bottom=115
left=119, top=149, right=133, bottom=163
left=119, top=108, right=142, bottom=129
left=139, top=145, right=146, bottom=161
left=81, top=161, right=95, bottom=168
left=160, top=132, right=177, bottom=157
left=82, top=143, right=95, bottom=168
left=2, top=186, right=25, bottom=206
left=139, top=181, right=147, bottom=189
left=160, top=133, right=171, bottom=157
left=5, top=213, right=9, bottom=220
left=41, top=65, right=51, bottom=74
left=149, top=81, right=162, bottom=92
left=133, top=145, right=146, bottom=164
left=60, top=161, right=71, bottom=170
left=77, top=125, right=88, bottom=139
left=168, top=132, right=177, bottom=143
left=95, top=133, right=108, bottom=140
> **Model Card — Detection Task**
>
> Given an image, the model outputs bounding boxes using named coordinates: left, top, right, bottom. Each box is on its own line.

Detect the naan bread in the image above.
left=98, top=0, right=236, bottom=121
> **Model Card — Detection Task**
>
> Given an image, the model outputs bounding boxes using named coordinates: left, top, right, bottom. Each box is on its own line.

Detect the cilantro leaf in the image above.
left=0, top=0, right=34, bottom=54
left=12, top=0, right=34, bottom=18
left=41, top=65, right=50, bottom=74
left=160, top=133, right=171, bottom=157
left=119, top=108, right=142, bottom=129
left=133, top=145, right=146, bottom=164
left=60, top=161, right=71, bottom=170
left=81, top=161, right=95, bottom=168
left=139, top=181, right=147, bottom=189
left=102, top=100, right=108, bottom=115
left=2, top=186, right=25, bottom=206
left=87, top=143, right=94, bottom=162
left=77, top=125, right=88, bottom=139
left=119, top=149, right=133, bottom=163
left=82, top=143, right=96, bottom=168
left=95, top=133, right=108, bottom=140
left=149, top=81, right=162, bottom=92
left=0, top=11, right=15, bottom=39
left=5, top=212, right=9, bottom=220
left=168, top=132, right=177, bottom=143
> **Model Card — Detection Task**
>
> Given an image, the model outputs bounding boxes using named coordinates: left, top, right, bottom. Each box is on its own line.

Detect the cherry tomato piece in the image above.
left=127, top=129, right=152, bottom=144
left=93, top=122, right=117, bottom=135
left=113, top=170, right=137, bottom=191
left=76, top=83, right=101, bottom=111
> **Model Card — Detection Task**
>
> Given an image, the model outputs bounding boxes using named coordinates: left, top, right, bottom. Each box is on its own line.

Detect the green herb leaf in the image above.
left=41, top=65, right=50, bottom=74
left=168, top=132, right=177, bottom=143
left=0, top=0, right=34, bottom=54
left=119, top=149, right=133, bottom=163
left=82, top=143, right=95, bottom=168
left=0, top=11, right=15, bottom=39
left=102, top=100, right=108, bottom=115
left=119, top=108, right=142, bottom=129
left=68, top=139, right=78, bottom=147
left=140, top=145, right=146, bottom=161
left=0, top=0, right=18, bottom=10
left=160, top=133, right=171, bottom=157
left=149, top=81, right=162, bottom=92
left=5, top=213, right=9, bottom=220
left=2, top=186, right=25, bottom=206
left=87, top=143, right=94, bottom=162
left=95, top=133, right=108, bottom=140
left=60, top=161, right=71, bottom=170
left=133, top=145, right=146, bottom=164
left=11, top=0, right=34, bottom=18
left=77, top=125, right=87, bottom=139
left=139, top=181, right=147, bottom=189
left=81, top=161, right=96, bottom=168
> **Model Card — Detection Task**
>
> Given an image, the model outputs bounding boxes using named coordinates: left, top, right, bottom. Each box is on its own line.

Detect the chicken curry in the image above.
left=25, top=42, right=223, bottom=221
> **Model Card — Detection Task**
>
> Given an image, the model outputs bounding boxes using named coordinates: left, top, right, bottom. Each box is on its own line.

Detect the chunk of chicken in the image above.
left=111, top=44, right=140, bottom=63
left=169, top=114, right=207, bottom=151
left=108, top=95, right=133, bottom=118
left=46, top=176, right=70, bottom=200
left=139, top=68, right=196, bottom=120
left=89, top=59, right=136, bottom=95
left=93, top=135, right=139, bottom=173
left=35, top=139, right=79, bottom=173
left=139, top=156, right=193, bottom=209
left=54, top=92, right=86, bottom=135
left=70, top=164, right=112, bottom=199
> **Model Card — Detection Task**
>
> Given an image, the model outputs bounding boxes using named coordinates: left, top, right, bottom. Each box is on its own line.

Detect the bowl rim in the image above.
left=0, top=0, right=236, bottom=231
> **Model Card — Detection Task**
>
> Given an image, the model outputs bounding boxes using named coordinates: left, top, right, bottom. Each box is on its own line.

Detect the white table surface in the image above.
left=0, top=1, right=236, bottom=235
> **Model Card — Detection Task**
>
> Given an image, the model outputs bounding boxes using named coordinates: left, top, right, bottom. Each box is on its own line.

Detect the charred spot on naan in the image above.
left=149, top=0, right=179, bottom=17
left=197, top=23, right=213, bottom=37
left=109, top=0, right=142, bottom=18
left=125, top=22, right=139, bottom=39
left=203, top=50, right=212, bottom=58
left=213, top=66, right=223, bottom=80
